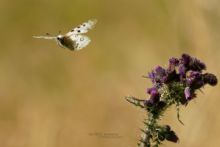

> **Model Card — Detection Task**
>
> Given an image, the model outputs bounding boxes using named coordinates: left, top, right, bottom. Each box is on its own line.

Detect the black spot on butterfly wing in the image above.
left=70, top=29, right=81, bottom=33
left=70, top=25, right=82, bottom=32
left=71, top=28, right=78, bottom=32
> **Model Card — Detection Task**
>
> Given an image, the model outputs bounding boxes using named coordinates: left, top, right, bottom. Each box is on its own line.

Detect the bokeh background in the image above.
left=0, top=0, right=220, bottom=146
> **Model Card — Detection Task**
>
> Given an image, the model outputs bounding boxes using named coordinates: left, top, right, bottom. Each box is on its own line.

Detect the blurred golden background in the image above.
left=0, top=0, right=220, bottom=146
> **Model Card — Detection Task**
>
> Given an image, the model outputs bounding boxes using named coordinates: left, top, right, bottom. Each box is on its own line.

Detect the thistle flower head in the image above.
left=126, top=53, right=217, bottom=147
left=180, top=53, right=191, bottom=66
left=148, top=66, right=168, bottom=84
left=186, top=71, right=204, bottom=89
left=146, top=53, right=217, bottom=114
left=190, top=58, right=206, bottom=71
left=203, top=73, right=218, bottom=86
left=169, top=57, right=179, bottom=67
left=144, top=88, right=160, bottom=106
left=180, top=53, right=206, bottom=72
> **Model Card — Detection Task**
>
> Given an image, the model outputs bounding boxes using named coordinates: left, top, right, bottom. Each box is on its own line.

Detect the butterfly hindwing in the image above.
left=69, top=34, right=91, bottom=51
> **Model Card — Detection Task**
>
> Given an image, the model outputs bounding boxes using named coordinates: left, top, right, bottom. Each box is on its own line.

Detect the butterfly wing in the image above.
left=66, top=19, right=97, bottom=36
left=33, top=36, right=56, bottom=40
left=69, top=34, right=91, bottom=51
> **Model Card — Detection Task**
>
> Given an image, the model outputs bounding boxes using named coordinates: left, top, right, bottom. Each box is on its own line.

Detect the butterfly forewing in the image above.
left=66, top=19, right=97, bottom=36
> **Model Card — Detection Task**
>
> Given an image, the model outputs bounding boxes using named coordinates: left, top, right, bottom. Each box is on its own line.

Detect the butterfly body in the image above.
left=56, top=35, right=76, bottom=50
left=33, top=19, right=97, bottom=51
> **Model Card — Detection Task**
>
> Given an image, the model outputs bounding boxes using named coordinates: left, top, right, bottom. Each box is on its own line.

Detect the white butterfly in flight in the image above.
left=33, top=19, right=97, bottom=51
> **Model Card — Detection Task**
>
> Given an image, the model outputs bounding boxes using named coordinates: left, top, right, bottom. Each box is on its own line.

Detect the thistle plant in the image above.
left=126, top=54, right=218, bottom=147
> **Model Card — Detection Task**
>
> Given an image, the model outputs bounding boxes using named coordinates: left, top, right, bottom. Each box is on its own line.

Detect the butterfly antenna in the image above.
left=59, top=30, right=61, bottom=34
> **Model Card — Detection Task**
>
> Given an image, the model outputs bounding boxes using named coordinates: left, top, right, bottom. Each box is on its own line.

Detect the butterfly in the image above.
left=33, top=19, right=97, bottom=51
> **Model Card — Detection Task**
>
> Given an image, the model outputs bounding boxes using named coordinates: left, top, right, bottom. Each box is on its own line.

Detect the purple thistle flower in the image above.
left=169, top=57, right=179, bottom=67
left=161, top=76, right=168, bottom=83
left=180, top=54, right=206, bottom=72
left=151, top=90, right=160, bottom=99
left=148, top=66, right=168, bottom=84
left=148, top=71, right=156, bottom=83
left=155, top=66, right=166, bottom=76
left=168, top=57, right=180, bottom=81
left=180, top=53, right=191, bottom=67
left=180, top=53, right=206, bottom=72
left=186, top=71, right=204, bottom=89
left=149, top=88, right=160, bottom=104
left=184, top=87, right=194, bottom=100
left=178, top=64, right=186, bottom=79
left=145, top=88, right=160, bottom=106
left=188, top=58, right=206, bottom=72
left=146, top=87, right=157, bottom=94
left=203, top=73, right=218, bottom=86
left=152, top=66, right=169, bottom=83
left=148, top=71, right=155, bottom=79
left=126, top=53, right=217, bottom=146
